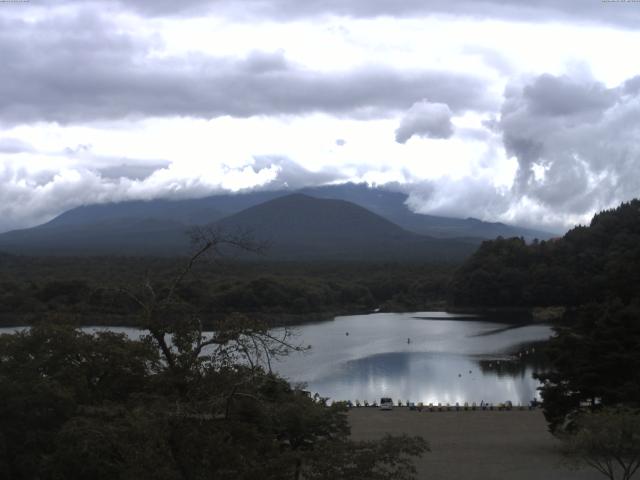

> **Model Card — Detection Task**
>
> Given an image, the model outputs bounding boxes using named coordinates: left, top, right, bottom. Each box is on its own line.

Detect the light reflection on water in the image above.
left=0, top=312, right=551, bottom=405
left=271, top=312, right=551, bottom=405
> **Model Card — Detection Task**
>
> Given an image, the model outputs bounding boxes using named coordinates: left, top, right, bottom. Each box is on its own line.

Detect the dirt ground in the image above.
left=349, top=408, right=602, bottom=480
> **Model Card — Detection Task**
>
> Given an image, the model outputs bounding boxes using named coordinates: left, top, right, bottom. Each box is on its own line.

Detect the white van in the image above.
left=379, top=397, right=393, bottom=410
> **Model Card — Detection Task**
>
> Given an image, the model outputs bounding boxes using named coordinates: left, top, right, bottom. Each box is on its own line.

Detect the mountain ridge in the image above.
left=31, top=183, right=554, bottom=240
left=0, top=184, right=554, bottom=260
left=0, top=192, right=477, bottom=261
left=214, top=193, right=476, bottom=261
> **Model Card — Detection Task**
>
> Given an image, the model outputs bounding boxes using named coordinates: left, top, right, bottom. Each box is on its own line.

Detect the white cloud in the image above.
left=2, top=1, right=640, bottom=235
left=397, top=71, right=640, bottom=232
left=500, top=72, right=640, bottom=215
left=395, top=100, right=454, bottom=143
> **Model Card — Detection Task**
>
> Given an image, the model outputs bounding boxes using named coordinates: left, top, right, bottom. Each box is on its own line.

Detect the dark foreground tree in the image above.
left=536, top=301, right=640, bottom=432
left=561, top=409, right=640, bottom=480
left=0, top=228, right=428, bottom=479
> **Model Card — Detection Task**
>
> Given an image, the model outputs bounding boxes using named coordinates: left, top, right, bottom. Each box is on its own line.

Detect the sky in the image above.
left=2, top=0, right=640, bottom=234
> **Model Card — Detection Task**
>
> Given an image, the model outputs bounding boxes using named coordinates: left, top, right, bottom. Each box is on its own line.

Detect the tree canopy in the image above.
left=450, top=199, right=640, bottom=308
left=0, top=230, right=428, bottom=480
left=561, top=408, right=640, bottom=480
left=451, top=199, right=640, bottom=434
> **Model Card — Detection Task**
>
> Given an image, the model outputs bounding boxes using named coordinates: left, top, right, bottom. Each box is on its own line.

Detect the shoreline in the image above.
left=0, top=305, right=555, bottom=329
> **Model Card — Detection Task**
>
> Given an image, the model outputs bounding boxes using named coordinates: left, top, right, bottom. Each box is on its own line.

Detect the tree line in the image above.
left=450, top=200, right=640, bottom=308
left=0, top=257, right=455, bottom=326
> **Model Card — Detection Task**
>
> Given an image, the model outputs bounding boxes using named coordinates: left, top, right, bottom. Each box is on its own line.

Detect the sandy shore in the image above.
left=349, top=408, right=601, bottom=480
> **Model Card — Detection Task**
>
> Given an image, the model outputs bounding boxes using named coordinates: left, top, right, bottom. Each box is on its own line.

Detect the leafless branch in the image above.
left=121, top=225, right=307, bottom=379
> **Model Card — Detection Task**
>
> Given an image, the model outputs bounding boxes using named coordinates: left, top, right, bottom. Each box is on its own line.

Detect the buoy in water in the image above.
left=346, top=332, right=349, bottom=336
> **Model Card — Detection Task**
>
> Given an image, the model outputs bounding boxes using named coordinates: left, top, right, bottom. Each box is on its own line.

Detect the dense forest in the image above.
left=450, top=200, right=640, bottom=308
left=0, top=256, right=455, bottom=327
left=450, top=200, right=640, bottom=432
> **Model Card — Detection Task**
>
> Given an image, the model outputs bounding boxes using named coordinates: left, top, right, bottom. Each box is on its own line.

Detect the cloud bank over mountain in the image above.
left=1, top=0, right=640, bottom=233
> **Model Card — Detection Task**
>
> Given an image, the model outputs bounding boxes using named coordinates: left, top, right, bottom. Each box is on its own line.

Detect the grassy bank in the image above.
left=349, top=408, right=599, bottom=480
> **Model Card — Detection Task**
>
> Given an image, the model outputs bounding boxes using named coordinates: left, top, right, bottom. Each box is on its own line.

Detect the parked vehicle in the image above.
left=379, top=397, right=393, bottom=410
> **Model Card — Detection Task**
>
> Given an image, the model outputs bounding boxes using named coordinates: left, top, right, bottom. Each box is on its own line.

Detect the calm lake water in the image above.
left=272, top=312, right=551, bottom=405
left=0, top=312, right=552, bottom=405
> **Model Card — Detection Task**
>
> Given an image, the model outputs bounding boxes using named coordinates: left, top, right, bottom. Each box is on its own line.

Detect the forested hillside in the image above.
left=449, top=200, right=640, bottom=432
left=450, top=199, right=640, bottom=307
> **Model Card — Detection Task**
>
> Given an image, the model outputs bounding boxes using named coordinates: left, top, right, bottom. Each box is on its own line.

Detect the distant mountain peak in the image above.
left=0, top=183, right=554, bottom=258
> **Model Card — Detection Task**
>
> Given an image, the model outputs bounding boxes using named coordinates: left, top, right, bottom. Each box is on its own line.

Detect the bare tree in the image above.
left=121, top=226, right=305, bottom=379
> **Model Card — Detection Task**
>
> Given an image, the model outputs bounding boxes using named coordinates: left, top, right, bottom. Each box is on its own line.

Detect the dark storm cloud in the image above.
left=61, top=0, right=640, bottom=29
left=523, top=74, right=617, bottom=117
left=0, top=12, right=494, bottom=125
left=500, top=73, right=640, bottom=215
left=392, top=72, right=640, bottom=230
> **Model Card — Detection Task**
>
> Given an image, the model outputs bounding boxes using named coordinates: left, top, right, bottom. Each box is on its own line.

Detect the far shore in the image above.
left=349, top=408, right=599, bottom=480
left=0, top=305, right=559, bottom=330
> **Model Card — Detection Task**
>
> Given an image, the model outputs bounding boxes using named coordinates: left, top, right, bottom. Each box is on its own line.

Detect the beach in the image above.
left=349, top=408, right=601, bottom=480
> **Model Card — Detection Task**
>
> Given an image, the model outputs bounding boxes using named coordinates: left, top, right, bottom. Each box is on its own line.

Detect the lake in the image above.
left=0, top=311, right=552, bottom=405
left=272, top=312, right=551, bottom=405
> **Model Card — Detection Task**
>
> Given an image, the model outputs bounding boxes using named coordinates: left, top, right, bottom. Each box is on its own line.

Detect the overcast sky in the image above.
left=1, top=0, right=640, bottom=233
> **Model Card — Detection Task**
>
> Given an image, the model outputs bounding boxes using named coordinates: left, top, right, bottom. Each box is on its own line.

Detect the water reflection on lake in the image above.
left=271, top=312, right=551, bottom=405
left=0, top=312, right=552, bottom=405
